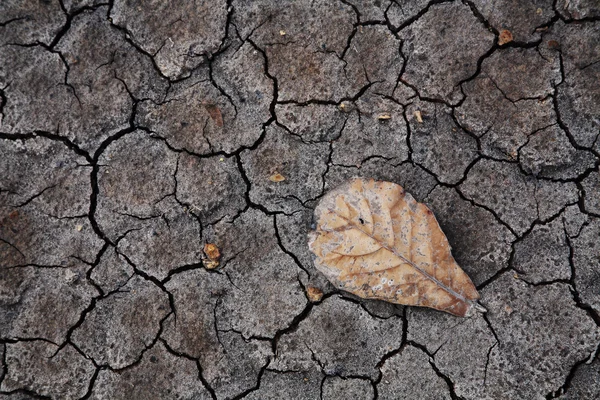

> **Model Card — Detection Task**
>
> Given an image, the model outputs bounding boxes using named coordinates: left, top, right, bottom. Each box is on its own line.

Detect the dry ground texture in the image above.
left=1, top=0, right=600, bottom=399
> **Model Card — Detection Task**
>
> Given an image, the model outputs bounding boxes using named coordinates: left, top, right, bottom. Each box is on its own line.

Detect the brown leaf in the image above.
left=308, top=177, right=480, bottom=317
left=498, top=30, right=513, bottom=46
left=202, top=102, right=224, bottom=127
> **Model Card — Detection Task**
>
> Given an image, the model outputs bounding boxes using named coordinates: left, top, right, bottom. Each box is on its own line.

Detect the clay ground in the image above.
left=1, top=0, right=600, bottom=399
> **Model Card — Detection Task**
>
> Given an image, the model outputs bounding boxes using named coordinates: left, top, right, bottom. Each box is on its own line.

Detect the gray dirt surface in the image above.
left=0, top=1, right=599, bottom=399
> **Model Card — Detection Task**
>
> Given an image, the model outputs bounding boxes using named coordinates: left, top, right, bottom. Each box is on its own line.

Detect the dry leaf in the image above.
left=306, top=286, right=324, bottom=302
left=377, top=114, right=392, bottom=120
left=308, top=177, right=480, bottom=317
left=498, top=29, right=513, bottom=45
left=269, top=173, right=286, bottom=182
left=202, top=101, right=224, bottom=127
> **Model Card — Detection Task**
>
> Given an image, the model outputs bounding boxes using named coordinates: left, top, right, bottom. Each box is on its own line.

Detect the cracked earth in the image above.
left=0, top=0, right=599, bottom=399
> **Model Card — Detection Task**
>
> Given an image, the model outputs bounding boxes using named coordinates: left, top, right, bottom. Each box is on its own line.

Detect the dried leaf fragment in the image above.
left=414, top=110, right=423, bottom=123
left=202, top=101, right=224, bottom=127
left=269, top=173, right=286, bottom=182
left=204, top=243, right=221, bottom=261
left=203, top=243, right=221, bottom=269
left=308, top=177, right=480, bottom=317
left=306, top=286, right=324, bottom=302
left=498, top=30, right=513, bottom=45
left=377, top=114, right=392, bottom=120
left=203, top=260, right=220, bottom=270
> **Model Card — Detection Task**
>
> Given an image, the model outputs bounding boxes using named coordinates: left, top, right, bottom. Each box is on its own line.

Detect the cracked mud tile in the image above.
left=0, top=137, right=90, bottom=218
left=71, top=275, right=170, bottom=369
left=481, top=274, right=600, bottom=399
left=513, top=218, right=571, bottom=283
left=322, top=376, right=374, bottom=400
left=519, top=125, right=596, bottom=180
left=386, top=0, right=430, bottom=28
left=243, top=369, right=323, bottom=400
left=163, top=269, right=271, bottom=399
left=89, top=341, right=212, bottom=399
left=326, top=159, right=437, bottom=202
left=343, top=25, right=404, bottom=96
left=459, top=159, right=578, bottom=235
left=52, top=7, right=136, bottom=153
left=110, top=0, right=228, bottom=80
left=176, top=153, right=246, bottom=225
left=1, top=265, right=96, bottom=343
left=556, top=0, right=600, bottom=19
left=271, top=296, right=403, bottom=379
left=0, top=341, right=95, bottom=400
left=456, top=46, right=562, bottom=160
left=582, top=171, right=600, bottom=215
left=560, top=357, right=600, bottom=399
left=332, top=94, right=409, bottom=167
left=378, top=345, right=450, bottom=400
left=406, top=100, right=478, bottom=184
left=398, top=2, right=494, bottom=104
left=572, top=217, right=600, bottom=312
left=470, top=0, right=555, bottom=43
left=275, top=211, right=329, bottom=289
left=232, top=1, right=356, bottom=103
left=205, top=209, right=306, bottom=338
left=116, top=197, right=204, bottom=280
left=266, top=43, right=361, bottom=103
left=0, top=11, right=167, bottom=152
left=0, top=0, right=65, bottom=46
left=59, top=6, right=169, bottom=103
left=138, top=41, right=273, bottom=154
left=90, top=246, right=134, bottom=294
left=345, top=0, right=391, bottom=22
left=561, top=204, right=589, bottom=238
left=541, top=21, right=600, bottom=149
left=535, top=179, right=579, bottom=223
left=0, top=46, right=78, bottom=139
left=407, top=309, right=497, bottom=400
left=96, top=132, right=204, bottom=279
left=0, top=137, right=103, bottom=267
left=275, top=104, right=346, bottom=143
left=424, top=186, right=514, bottom=286
left=232, top=0, right=354, bottom=54
left=241, top=125, right=329, bottom=214
left=456, top=74, right=556, bottom=160
left=63, top=0, right=105, bottom=13
left=483, top=47, right=561, bottom=101
left=54, top=6, right=171, bottom=150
